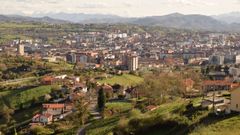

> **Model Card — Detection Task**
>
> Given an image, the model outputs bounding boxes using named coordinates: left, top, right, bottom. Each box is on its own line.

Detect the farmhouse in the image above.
left=32, top=113, right=53, bottom=125
left=202, top=80, right=231, bottom=92
left=41, top=76, right=55, bottom=85
left=42, top=104, right=65, bottom=116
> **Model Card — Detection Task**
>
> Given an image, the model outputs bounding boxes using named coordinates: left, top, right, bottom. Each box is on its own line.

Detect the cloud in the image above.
left=0, top=0, right=239, bottom=17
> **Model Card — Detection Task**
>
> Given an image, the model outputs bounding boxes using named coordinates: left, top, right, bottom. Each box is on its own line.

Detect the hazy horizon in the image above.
left=2, top=0, right=240, bottom=17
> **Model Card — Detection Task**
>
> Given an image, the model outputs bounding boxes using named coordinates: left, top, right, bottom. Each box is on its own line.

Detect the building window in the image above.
left=236, top=104, right=238, bottom=108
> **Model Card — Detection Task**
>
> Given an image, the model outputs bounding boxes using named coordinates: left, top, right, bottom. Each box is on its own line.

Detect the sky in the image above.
left=1, top=0, right=240, bottom=17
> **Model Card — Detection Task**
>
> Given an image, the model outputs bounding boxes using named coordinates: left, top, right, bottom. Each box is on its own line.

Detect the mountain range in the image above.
left=0, top=15, right=69, bottom=24
left=2, top=12, right=240, bottom=32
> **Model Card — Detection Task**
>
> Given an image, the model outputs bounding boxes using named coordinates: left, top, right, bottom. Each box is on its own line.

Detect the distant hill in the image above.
left=40, top=12, right=240, bottom=32
left=132, top=13, right=228, bottom=31
left=213, top=12, right=240, bottom=24
left=0, top=15, right=69, bottom=24
left=34, top=12, right=125, bottom=23
left=2, top=13, right=240, bottom=32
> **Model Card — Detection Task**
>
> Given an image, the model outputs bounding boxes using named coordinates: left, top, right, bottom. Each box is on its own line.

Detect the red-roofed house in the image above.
left=72, top=83, right=88, bottom=93
left=101, top=84, right=113, bottom=92
left=146, top=105, right=159, bottom=111
left=43, top=104, right=65, bottom=116
left=202, top=80, right=231, bottom=92
left=32, top=113, right=53, bottom=124
left=41, top=76, right=55, bottom=85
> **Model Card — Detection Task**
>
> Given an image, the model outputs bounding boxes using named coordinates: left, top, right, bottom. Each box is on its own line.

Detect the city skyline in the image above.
left=2, top=0, right=240, bottom=17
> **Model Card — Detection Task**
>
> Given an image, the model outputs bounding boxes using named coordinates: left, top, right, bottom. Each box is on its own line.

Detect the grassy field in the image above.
left=0, top=85, right=52, bottom=109
left=85, top=98, right=213, bottom=135
left=190, top=115, right=240, bottom=135
left=85, top=99, right=188, bottom=135
left=85, top=102, right=133, bottom=135
left=105, top=102, right=133, bottom=116
left=0, top=77, right=38, bottom=86
left=106, top=102, right=132, bottom=111
left=98, top=74, right=143, bottom=87
left=81, top=98, right=240, bottom=135
left=46, top=61, right=74, bottom=72
left=86, top=115, right=121, bottom=135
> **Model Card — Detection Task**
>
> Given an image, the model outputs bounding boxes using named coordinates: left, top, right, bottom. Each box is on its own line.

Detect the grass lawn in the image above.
left=0, top=85, right=52, bottom=109
left=190, top=115, right=240, bottom=135
left=0, top=90, right=11, bottom=97
left=0, top=77, right=38, bottom=86
left=84, top=98, right=212, bottom=135
left=85, top=99, right=188, bottom=135
left=46, top=61, right=73, bottom=72
left=86, top=115, right=121, bottom=135
left=106, top=102, right=133, bottom=113
left=148, top=99, right=186, bottom=116
left=86, top=102, right=133, bottom=135
left=98, top=74, right=143, bottom=87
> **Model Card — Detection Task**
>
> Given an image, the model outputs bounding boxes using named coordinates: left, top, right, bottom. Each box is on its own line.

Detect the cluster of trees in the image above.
left=137, top=73, right=185, bottom=105
left=201, top=65, right=230, bottom=75
left=98, top=87, right=106, bottom=112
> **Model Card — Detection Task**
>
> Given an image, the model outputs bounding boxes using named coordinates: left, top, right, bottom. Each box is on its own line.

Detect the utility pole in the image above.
left=212, top=85, right=216, bottom=112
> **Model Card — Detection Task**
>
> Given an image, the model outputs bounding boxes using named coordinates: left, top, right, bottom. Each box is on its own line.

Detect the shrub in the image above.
left=128, top=109, right=142, bottom=118
left=30, top=126, right=54, bottom=135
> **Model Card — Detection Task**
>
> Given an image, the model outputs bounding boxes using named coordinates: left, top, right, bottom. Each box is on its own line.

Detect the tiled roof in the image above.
left=42, top=76, right=54, bottom=82
left=33, top=114, right=41, bottom=119
left=43, top=104, right=65, bottom=109
left=42, top=113, right=53, bottom=118
left=203, top=80, right=232, bottom=86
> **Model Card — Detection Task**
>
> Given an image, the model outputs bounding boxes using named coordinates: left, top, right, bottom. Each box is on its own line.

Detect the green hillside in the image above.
left=98, top=74, right=144, bottom=87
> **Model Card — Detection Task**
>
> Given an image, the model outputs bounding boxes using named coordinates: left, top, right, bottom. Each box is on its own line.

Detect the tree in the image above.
left=0, top=104, right=14, bottom=124
left=75, top=97, right=88, bottom=125
left=205, top=66, right=210, bottom=75
left=224, top=65, right=230, bottom=75
left=51, top=85, right=61, bottom=92
left=98, top=87, right=106, bottom=111
left=214, top=65, right=222, bottom=72
left=138, top=73, right=185, bottom=105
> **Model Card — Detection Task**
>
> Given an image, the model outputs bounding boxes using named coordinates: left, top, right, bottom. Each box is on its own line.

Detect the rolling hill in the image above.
left=0, top=15, right=69, bottom=24
left=1, top=13, right=240, bottom=31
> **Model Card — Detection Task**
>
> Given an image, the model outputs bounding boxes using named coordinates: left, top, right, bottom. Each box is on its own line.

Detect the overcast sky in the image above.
left=2, top=0, right=240, bottom=17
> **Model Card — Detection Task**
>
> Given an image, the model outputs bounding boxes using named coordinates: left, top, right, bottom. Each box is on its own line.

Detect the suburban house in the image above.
left=229, top=87, right=240, bottom=112
left=98, top=84, right=113, bottom=95
left=146, top=105, right=159, bottom=111
left=42, top=104, right=65, bottom=116
left=72, top=83, right=88, bottom=93
left=31, top=103, right=73, bottom=125
left=41, top=76, right=55, bottom=85
left=202, top=80, right=232, bottom=92
left=101, top=84, right=113, bottom=92
left=125, top=87, right=141, bottom=99
left=32, top=113, right=53, bottom=125
left=68, top=92, right=85, bottom=102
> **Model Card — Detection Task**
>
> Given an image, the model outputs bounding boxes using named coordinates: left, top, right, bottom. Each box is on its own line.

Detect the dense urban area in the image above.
left=1, top=20, right=240, bottom=135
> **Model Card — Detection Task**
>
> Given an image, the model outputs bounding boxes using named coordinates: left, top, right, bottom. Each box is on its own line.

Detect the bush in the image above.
left=115, top=118, right=129, bottom=135
left=30, top=126, right=54, bottom=135
left=128, top=109, right=142, bottom=118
